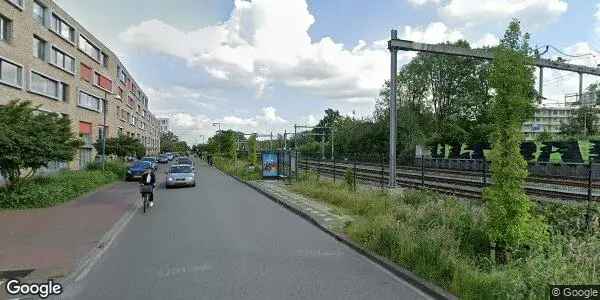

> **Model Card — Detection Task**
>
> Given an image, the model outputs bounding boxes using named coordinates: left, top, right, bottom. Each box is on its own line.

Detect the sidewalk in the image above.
left=0, top=181, right=139, bottom=285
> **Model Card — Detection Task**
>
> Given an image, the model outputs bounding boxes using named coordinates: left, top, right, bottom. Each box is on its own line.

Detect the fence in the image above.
left=294, top=152, right=600, bottom=206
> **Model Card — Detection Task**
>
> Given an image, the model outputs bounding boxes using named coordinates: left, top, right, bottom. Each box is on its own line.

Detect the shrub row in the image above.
left=0, top=161, right=127, bottom=210
left=213, top=157, right=261, bottom=181
left=289, top=180, right=600, bottom=299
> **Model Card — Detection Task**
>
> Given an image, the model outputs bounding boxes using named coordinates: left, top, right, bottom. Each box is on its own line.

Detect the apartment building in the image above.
left=158, top=117, right=169, bottom=133
left=0, top=0, right=160, bottom=169
left=522, top=105, right=574, bottom=140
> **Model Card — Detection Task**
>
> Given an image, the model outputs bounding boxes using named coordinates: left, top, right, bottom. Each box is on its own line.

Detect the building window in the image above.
left=78, top=91, right=103, bottom=112
left=50, top=47, right=74, bottom=73
left=5, top=0, right=23, bottom=9
left=0, top=15, right=11, bottom=42
left=33, top=36, right=46, bottom=60
left=101, top=52, right=109, bottom=68
left=94, top=72, right=112, bottom=91
left=80, top=63, right=92, bottom=82
left=0, top=58, right=22, bottom=88
left=32, top=1, right=45, bottom=25
left=51, top=14, right=75, bottom=43
left=78, top=35, right=100, bottom=61
left=30, top=71, right=67, bottom=101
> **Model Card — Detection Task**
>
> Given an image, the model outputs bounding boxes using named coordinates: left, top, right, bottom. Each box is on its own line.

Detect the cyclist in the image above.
left=207, top=153, right=213, bottom=166
left=140, top=168, right=156, bottom=207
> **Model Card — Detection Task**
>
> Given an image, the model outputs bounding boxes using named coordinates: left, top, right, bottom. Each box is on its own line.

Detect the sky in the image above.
left=55, top=0, right=600, bottom=144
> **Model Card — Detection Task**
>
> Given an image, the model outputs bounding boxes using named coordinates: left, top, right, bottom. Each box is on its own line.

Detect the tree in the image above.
left=313, top=109, right=341, bottom=142
left=160, top=131, right=179, bottom=153
left=248, top=134, right=258, bottom=165
left=483, top=19, right=548, bottom=255
left=0, top=100, right=82, bottom=187
left=94, top=135, right=145, bottom=158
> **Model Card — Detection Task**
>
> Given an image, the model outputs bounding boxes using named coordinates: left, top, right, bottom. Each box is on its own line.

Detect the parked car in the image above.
left=126, top=161, right=153, bottom=181
left=175, top=157, right=194, bottom=169
left=141, top=156, right=158, bottom=170
left=166, top=164, right=196, bottom=188
left=158, top=155, right=169, bottom=163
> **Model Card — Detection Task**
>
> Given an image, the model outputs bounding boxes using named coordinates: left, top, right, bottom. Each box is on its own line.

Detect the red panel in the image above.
left=80, top=64, right=92, bottom=82
left=98, top=74, right=112, bottom=91
left=79, top=121, right=92, bottom=134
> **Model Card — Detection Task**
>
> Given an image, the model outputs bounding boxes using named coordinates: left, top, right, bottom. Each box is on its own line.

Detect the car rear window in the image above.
left=133, top=162, right=150, bottom=168
left=178, top=159, right=192, bottom=164
left=170, top=166, right=192, bottom=173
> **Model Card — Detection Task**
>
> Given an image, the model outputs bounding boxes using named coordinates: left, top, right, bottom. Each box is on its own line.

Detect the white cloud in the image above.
left=416, top=0, right=568, bottom=28
left=120, top=0, right=479, bottom=104
left=401, top=22, right=464, bottom=44
left=539, top=42, right=600, bottom=104
left=472, top=33, right=500, bottom=48
left=408, top=0, right=441, bottom=6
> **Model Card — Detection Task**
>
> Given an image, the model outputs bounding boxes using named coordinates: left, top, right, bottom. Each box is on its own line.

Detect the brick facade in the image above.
left=0, top=0, right=160, bottom=169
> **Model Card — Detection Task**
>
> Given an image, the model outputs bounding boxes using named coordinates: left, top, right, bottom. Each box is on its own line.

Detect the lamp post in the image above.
left=102, top=91, right=121, bottom=170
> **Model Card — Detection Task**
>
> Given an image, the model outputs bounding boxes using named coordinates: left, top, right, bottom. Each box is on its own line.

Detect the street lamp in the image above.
left=102, top=90, right=122, bottom=171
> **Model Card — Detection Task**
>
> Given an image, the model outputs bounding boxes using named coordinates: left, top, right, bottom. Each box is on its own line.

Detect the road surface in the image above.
left=57, top=163, right=430, bottom=300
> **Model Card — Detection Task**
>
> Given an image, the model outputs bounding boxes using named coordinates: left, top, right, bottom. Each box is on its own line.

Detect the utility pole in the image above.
left=388, top=29, right=398, bottom=187
left=331, top=127, right=334, bottom=160
left=284, top=130, right=287, bottom=150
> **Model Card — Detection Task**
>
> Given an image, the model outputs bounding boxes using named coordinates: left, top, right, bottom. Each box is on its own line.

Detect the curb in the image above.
left=220, top=170, right=457, bottom=300
left=60, top=194, right=139, bottom=286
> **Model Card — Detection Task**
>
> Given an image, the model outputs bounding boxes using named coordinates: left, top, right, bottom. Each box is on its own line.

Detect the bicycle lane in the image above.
left=0, top=180, right=140, bottom=299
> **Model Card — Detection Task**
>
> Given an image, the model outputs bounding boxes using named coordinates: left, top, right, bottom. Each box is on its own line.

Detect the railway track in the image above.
left=297, top=160, right=599, bottom=202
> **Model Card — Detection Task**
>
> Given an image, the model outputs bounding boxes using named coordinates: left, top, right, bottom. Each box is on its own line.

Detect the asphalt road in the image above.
left=57, top=162, right=430, bottom=300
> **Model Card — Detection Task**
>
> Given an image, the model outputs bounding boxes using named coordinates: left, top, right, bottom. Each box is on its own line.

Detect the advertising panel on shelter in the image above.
left=262, top=152, right=278, bottom=178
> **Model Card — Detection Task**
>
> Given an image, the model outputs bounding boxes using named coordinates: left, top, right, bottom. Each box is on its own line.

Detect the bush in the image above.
left=214, top=157, right=261, bottom=181
left=0, top=161, right=126, bottom=210
left=85, top=160, right=127, bottom=179
left=288, top=179, right=600, bottom=299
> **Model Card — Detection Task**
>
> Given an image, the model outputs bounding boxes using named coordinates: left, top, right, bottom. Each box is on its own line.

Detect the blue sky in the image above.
left=55, top=0, right=600, bottom=144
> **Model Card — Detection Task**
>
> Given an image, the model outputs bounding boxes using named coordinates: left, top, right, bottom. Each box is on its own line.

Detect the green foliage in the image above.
left=0, top=100, right=82, bottom=187
left=0, top=165, right=124, bottom=209
left=94, top=135, right=145, bottom=158
left=289, top=179, right=599, bottom=299
left=160, top=131, right=179, bottom=153
left=343, top=167, right=355, bottom=189
left=85, top=160, right=128, bottom=179
left=213, top=156, right=260, bottom=181
left=484, top=19, right=548, bottom=251
left=248, top=134, right=258, bottom=166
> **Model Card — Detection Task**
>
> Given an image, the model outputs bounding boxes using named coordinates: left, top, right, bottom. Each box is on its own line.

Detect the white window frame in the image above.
left=33, top=35, right=47, bottom=61
left=50, top=13, right=75, bottom=44
left=50, top=45, right=75, bottom=75
left=77, top=89, right=104, bottom=113
left=0, top=15, right=12, bottom=42
left=5, top=0, right=24, bottom=10
left=28, top=70, right=67, bottom=101
left=32, top=1, right=46, bottom=26
left=0, top=55, right=23, bottom=89
left=78, top=34, right=100, bottom=62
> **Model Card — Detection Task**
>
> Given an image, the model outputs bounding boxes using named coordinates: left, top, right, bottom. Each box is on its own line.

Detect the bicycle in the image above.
left=139, top=184, right=154, bottom=214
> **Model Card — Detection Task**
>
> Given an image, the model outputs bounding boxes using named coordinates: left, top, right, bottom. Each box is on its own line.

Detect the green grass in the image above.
left=213, top=157, right=261, bottom=181
left=0, top=160, right=127, bottom=210
left=288, top=178, right=600, bottom=299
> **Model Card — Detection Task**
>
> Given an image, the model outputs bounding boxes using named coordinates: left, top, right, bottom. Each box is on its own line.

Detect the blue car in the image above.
left=126, top=161, right=153, bottom=181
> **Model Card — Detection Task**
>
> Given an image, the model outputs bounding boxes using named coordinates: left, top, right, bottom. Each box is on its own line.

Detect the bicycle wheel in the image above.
left=143, top=194, right=147, bottom=213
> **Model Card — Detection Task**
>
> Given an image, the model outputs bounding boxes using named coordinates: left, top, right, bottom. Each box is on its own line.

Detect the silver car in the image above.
left=166, top=164, right=196, bottom=188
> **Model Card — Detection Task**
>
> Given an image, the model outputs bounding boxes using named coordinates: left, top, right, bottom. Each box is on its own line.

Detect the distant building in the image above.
left=522, top=105, right=575, bottom=140
left=158, top=118, right=170, bottom=133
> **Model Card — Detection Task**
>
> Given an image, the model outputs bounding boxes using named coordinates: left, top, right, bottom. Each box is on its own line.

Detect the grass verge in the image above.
left=288, top=174, right=600, bottom=299
left=213, top=157, right=261, bottom=181
left=0, top=160, right=127, bottom=210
